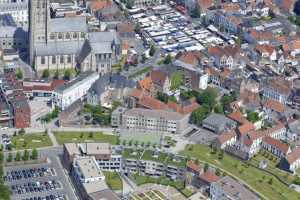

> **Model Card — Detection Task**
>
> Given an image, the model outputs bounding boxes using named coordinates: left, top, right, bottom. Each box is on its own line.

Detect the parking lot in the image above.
left=4, top=155, right=77, bottom=200
left=130, top=5, right=232, bottom=55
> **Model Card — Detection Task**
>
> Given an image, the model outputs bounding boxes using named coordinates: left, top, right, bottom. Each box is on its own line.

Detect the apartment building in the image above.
left=71, top=156, right=120, bottom=200
left=52, top=72, right=98, bottom=111
left=112, top=108, right=190, bottom=134
left=63, top=143, right=123, bottom=172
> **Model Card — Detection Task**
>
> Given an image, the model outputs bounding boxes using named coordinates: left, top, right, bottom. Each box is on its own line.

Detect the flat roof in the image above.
left=75, top=157, right=104, bottom=179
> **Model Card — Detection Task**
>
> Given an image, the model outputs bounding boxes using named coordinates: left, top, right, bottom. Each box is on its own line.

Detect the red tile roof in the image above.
left=286, top=148, right=300, bottom=164
left=217, top=129, right=237, bottom=145
left=263, top=99, right=285, bottom=113
left=198, top=171, right=220, bottom=183
left=262, top=136, right=289, bottom=154
left=238, top=122, right=255, bottom=135
left=227, top=111, right=247, bottom=124
left=187, top=160, right=202, bottom=173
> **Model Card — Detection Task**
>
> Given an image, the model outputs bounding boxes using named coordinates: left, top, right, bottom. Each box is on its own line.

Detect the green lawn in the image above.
left=54, top=131, right=118, bottom=145
left=120, top=132, right=161, bottom=145
left=250, top=152, right=296, bottom=184
left=11, top=133, right=52, bottom=150
left=141, top=150, right=168, bottom=163
left=103, top=172, right=123, bottom=191
left=181, top=144, right=300, bottom=200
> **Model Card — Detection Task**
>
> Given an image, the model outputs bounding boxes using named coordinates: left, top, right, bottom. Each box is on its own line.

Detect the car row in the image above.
left=4, top=167, right=55, bottom=181
left=11, top=180, right=62, bottom=195
left=22, top=194, right=66, bottom=200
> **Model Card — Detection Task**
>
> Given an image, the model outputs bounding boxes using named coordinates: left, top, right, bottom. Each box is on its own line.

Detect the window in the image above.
left=58, top=33, right=63, bottom=40
left=52, top=56, right=56, bottom=64
left=67, top=55, right=72, bottom=63
left=73, top=32, right=78, bottom=39
left=80, top=32, right=85, bottom=39
left=41, top=56, right=45, bottom=65
left=60, top=55, right=64, bottom=64
left=66, top=33, right=70, bottom=39
left=50, top=33, right=55, bottom=40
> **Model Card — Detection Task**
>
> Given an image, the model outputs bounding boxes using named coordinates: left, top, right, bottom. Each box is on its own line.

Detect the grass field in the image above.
left=103, top=172, right=123, bottom=191
left=11, top=133, right=52, bottom=150
left=54, top=131, right=118, bottom=145
left=250, top=152, right=296, bottom=184
left=181, top=144, right=300, bottom=200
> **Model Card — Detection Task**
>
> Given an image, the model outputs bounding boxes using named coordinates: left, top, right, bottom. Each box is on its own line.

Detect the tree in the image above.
left=64, top=69, right=72, bottom=80
left=15, top=151, right=21, bottom=161
left=54, top=70, right=59, bottom=79
left=268, top=178, right=273, bottom=185
left=89, top=132, right=93, bottom=138
left=42, top=69, right=50, bottom=78
left=128, top=140, right=133, bottom=146
left=190, top=3, right=200, bottom=18
left=122, top=140, right=127, bottom=146
left=191, top=105, right=210, bottom=126
left=218, top=150, right=224, bottom=160
left=156, top=92, right=168, bottom=103
left=16, top=68, right=23, bottom=80
left=134, top=23, right=141, bottom=34
left=149, top=45, right=155, bottom=56
left=246, top=111, right=260, bottom=123
left=197, top=87, right=218, bottom=110
left=215, top=168, right=221, bottom=176
left=7, top=152, right=13, bottom=162
left=204, top=163, right=209, bottom=172
left=214, top=104, right=223, bottom=113
left=170, top=72, right=183, bottom=91
left=80, top=132, right=84, bottom=138
left=141, top=53, right=146, bottom=63
left=22, top=149, right=29, bottom=161
left=294, top=0, right=300, bottom=15
left=18, top=128, right=25, bottom=135
left=221, top=94, right=235, bottom=108
left=125, top=0, right=134, bottom=9
left=31, top=148, right=38, bottom=160
left=164, top=54, right=172, bottom=64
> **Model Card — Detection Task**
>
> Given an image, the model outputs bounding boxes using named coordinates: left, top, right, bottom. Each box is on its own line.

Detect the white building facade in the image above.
left=53, top=72, right=98, bottom=110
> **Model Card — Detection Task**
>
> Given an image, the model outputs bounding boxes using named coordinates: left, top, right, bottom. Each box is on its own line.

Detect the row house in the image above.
left=214, top=129, right=237, bottom=149
left=137, top=69, right=171, bottom=97
left=280, top=148, right=300, bottom=173
left=207, top=45, right=240, bottom=69
left=262, top=136, right=291, bottom=158
left=239, top=123, right=286, bottom=158
left=244, top=29, right=273, bottom=44
left=262, top=77, right=292, bottom=104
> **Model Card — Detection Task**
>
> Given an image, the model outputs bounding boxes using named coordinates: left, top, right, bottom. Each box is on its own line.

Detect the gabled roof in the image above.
left=286, top=148, right=300, bottom=164
left=262, top=136, right=289, bottom=154
left=238, top=122, right=255, bottom=135
left=217, top=129, right=237, bottom=145
left=263, top=99, right=285, bottom=113
left=150, top=69, right=168, bottom=87
left=187, top=160, right=202, bottom=172
left=227, top=111, right=247, bottom=124
left=198, top=171, right=220, bottom=183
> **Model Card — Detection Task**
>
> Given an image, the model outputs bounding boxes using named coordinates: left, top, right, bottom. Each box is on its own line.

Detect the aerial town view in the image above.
left=2, top=0, right=300, bottom=199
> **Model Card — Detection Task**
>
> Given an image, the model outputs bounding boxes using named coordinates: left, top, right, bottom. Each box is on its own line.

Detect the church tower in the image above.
left=29, top=0, right=50, bottom=67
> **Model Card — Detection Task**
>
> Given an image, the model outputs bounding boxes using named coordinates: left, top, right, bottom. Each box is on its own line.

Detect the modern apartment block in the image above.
left=112, top=107, right=190, bottom=134
left=52, top=72, right=98, bottom=111
left=71, top=156, right=120, bottom=200
left=63, top=143, right=123, bottom=172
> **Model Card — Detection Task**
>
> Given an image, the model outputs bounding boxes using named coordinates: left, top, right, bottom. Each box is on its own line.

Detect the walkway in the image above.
left=48, top=128, right=59, bottom=147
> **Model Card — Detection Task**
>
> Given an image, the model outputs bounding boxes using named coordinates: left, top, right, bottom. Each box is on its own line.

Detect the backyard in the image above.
left=181, top=144, right=300, bottom=200
left=53, top=131, right=118, bottom=145
left=103, top=172, right=123, bottom=191
left=11, top=133, right=52, bottom=150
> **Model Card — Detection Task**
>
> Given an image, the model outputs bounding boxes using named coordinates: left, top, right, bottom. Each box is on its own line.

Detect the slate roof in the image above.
left=50, top=17, right=87, bottom=33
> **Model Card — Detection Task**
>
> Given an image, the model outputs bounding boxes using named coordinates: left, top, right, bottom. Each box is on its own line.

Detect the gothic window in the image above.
left=80, top=32, right=85, bottom=39
left=66, top=33, right=70, bottom=39
left=67, top=55, right=72, bottom=63
left=60, top=56, right=64, bottom=64
left=73, top=32, right=78, bottom=39
left=58, top=33, right=63, bottom=40
left=52, top=56, right=56, bottom=64
left=41, top=56, right=45, bottom=65
left=50, top=33, right=55, bottom=40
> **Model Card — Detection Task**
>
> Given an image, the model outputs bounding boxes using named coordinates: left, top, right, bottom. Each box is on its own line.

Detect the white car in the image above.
left=0, top=127, right=8, bottom=130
